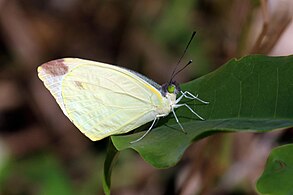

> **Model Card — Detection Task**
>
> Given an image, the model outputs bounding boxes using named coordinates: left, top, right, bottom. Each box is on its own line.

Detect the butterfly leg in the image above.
left=174, top=103, right=205, bottom=120
left=130, top=113, right=166, bottom=143
left=171, top=107, right=186, bottom=133
left=180, top=91, right=209, bottom=104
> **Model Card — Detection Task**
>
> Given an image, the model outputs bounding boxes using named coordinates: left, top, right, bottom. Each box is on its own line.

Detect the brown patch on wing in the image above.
left=74, top=81, right=84, bottom=89
left=41, top=59, right=69, bottom=76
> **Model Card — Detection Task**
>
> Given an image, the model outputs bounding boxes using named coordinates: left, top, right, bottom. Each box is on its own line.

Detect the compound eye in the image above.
left=167, top=84, right=176, bottom=93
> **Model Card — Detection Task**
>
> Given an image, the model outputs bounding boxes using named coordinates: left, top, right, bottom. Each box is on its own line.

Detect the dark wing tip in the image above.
left=40, top=59, right=68, bottom=76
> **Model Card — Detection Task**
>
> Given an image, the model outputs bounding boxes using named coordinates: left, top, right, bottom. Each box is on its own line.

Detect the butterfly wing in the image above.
left=38, top=58, right=165, bottom=141
left=38, top=59, right=79, bottom=117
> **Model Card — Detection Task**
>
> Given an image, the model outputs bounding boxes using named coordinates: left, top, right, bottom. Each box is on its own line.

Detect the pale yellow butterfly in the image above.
left=37, top=32, right=209, bottom=143
left=37, top=58, right=208, bottom=143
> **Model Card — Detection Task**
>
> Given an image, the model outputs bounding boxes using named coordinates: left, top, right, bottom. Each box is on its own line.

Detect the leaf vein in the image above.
left=274, top=67, right=279, bottom=118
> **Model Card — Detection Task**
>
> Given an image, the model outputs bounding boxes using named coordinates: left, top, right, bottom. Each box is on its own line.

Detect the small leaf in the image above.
left=256, top=144, right=293, bottom=195
left=102, top=139, right=119, bottom=195
left=112, top=55, right=293, bottom=168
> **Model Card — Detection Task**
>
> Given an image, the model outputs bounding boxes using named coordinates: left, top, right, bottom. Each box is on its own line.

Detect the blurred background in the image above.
left=0, top=0, right=292, bottom=194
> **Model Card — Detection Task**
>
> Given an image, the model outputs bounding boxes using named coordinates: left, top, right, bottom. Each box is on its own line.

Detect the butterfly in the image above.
left=37, top=32, right=208, bottom=143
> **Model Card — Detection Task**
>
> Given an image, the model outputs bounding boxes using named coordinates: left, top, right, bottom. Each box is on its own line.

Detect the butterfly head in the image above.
left=160, top=81, right=181, bottom=97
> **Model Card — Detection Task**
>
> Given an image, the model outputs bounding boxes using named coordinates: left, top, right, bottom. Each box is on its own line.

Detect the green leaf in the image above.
left=102, top=139, right=119, bottom=195
left=111, top=55, right=293, bottom=168
left=256, top=144, right=293, bottom=195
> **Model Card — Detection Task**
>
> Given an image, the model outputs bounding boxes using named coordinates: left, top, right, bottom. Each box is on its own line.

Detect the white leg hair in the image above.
left=179, top=91, right=209, bottom=104
left=130, top=113, right=167, bottom=144
left=171, top=107, right=185, bottom=133
left=173, top=90, right=208, bottom=123
left=173, top=103, right=205, bottom=120
left=130, top=117, right=158, bottom=143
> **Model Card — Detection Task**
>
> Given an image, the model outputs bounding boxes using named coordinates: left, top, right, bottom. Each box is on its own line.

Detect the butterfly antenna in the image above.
left=172, top=60, right=193, bottom=78
left=169, top=31, right=196, bottom=83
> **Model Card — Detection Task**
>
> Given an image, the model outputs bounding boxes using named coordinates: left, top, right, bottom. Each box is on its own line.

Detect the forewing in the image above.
left=38, top=58, right=162, bottom=141
left=37, top=58, right=91, bottom=116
